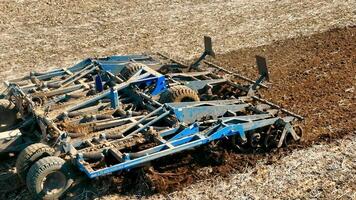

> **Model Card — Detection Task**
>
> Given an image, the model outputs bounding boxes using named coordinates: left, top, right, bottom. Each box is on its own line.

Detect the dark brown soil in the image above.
left=213, top=26, right=356, bottom=143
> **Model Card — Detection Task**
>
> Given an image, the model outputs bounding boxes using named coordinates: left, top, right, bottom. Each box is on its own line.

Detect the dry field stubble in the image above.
left=0, top=0, right=355, bottom=83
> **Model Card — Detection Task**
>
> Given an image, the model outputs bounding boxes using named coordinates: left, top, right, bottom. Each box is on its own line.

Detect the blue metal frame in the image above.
left=59, top=62, right=167, bottom=113
left=75, top=100, right=296, bottom=179
left=2, top=53, right=302, bottom=185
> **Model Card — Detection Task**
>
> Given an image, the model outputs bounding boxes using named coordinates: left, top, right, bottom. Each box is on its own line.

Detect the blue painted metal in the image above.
left=75, top=97, right=290, bottom=179
left=66, top=65, right=166, bottom=112
left=123, top=66, right=167, bottom=96
left=165, top=99, right=244, bottom=108
left=99, top=63, right=126, bottom=75
left=110, top=88, right=119, bottom=109
left=76, top=117, right=254, bottom=178
left=168, top=123, right=200, bottom=141
left=184, top=79, right=226, bottom=91
left=171, top=103, right=250, bottom=124
left=150, top=75, right=166, bottom=95
left=33, top=55, right=158, bottom=82
left=2, top=52, right=302, bottom=187
left=95, top=75, right=104, bottom=92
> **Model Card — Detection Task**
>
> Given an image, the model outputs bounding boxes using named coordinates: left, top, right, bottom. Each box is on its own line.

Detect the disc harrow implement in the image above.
left=0, top=37, right=303, bottom=199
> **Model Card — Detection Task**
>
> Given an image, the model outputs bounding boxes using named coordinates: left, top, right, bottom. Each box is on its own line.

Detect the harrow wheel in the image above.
left=121, top=62, right=145, bottom=80
left=159, top=85, right=200, bottom=103
left=284, top=125, right=303, bottom=146
left=0, top=99, right=18, bottom=132
left=263, top=132, right=280, bottom=150
left=27, top=156, right=73, bottom=200
left=230, top=135, right=250, bottom=153
left=16, top=143, right=55, bottom=182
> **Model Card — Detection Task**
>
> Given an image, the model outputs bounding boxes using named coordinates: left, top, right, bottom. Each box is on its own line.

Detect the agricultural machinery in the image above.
left=0, top=37, right=303, bottom=199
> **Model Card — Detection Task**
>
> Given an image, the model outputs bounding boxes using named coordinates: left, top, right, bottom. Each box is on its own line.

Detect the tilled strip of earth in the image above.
left=1, top=26, right=355, bottom=200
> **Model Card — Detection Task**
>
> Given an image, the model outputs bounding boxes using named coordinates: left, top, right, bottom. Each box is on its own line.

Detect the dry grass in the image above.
left=0, top=0, right=355, bottom=83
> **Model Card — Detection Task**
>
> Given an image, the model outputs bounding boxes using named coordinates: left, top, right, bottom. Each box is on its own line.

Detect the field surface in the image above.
left=0, top=0, right=355, bottom=82
left=0, top=0, right=355, bottom=199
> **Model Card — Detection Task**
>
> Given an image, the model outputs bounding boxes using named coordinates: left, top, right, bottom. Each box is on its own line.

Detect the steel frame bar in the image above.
left=76, top=114, right=289, bottom=178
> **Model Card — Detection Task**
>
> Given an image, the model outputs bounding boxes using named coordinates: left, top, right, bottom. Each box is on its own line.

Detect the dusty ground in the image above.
left=0, top=0, right=355, bottom=199
left=0, top=0, right=355, bottom=83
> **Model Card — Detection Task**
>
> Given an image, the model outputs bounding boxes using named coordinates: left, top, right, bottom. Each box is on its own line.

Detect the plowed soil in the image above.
left=214, top=26, right=356, bottom=143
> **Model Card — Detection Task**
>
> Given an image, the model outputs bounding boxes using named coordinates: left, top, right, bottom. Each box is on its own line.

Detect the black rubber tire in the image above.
left=0, top=99, right=18, bottom=132
left=16, top=143, right=55, bottom=182
left=121, top=62, right=145, bottom=80
left=26, top=156, right=72, bottom=200
left=159, top=85, right=200, bottom=103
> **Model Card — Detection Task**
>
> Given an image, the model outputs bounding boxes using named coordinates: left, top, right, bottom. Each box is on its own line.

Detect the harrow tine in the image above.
left=204, top=36, right=215, bottom=58
left=255, top=55, right=269, bottom=81
left=189, top=36, right=216, bottom=71
left=248, top=56, right=270, bottom=95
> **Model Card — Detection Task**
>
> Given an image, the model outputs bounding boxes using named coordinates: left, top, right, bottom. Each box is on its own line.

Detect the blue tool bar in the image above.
left=110, top=88, right=119, bottom=109
left=66, top=66, right=166, bottom=112
left=172, top=103, right=250, bottom=124
left=76, top=116, right=287, bottom=178
left=95, top=75, right=104, bottom=92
